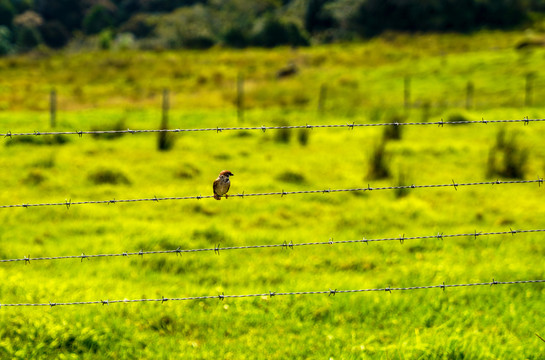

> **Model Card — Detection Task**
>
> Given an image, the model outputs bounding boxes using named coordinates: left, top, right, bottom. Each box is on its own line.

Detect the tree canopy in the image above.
left=0, top=0, right=544, bottom=53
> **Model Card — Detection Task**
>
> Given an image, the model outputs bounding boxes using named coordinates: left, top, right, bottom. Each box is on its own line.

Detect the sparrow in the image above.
left=213, top=170, right=234, bottom=200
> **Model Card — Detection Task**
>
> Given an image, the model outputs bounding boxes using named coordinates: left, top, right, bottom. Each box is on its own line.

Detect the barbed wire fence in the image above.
left=0, top=178, right=542, bottom=209
left=0, top=117, right=543, bottom=139
left=1, top=119, right=545, bottom=310
left=1, top=228, right=543, bottom=265
left=1, top=280, right=543, bottom=308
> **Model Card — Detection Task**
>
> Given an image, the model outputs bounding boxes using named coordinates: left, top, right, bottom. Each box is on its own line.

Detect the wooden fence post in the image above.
left=158, top=88, right=173, bottom=151
left=162, top=88, right=169, bottom=128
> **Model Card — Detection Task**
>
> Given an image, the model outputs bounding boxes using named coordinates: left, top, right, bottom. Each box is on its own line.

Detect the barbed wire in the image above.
left=1, top=228, right=543, bottom=265
left=1, top=279, right=543, bottom=308
left=0, top=178, right=543, bottom=209
left=1, top=118, right=543, bottom=139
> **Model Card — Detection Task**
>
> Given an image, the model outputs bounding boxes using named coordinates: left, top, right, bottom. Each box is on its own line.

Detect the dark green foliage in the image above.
left=0, top=0, right=15, bottom=27
left=223, top=27, right=248, bottom=48
left=98, top=29, right=113, bottom=50
left=33, top=0, right=84, bottom=31
left=0, top=25, right=12, bottom=54
left=15, top=25, right=41, bottom=50
left=0, top=0, right=543, bottom=53
left=138, top=0, right=207, bottom=12
left=349, top=0, right=530, bottom=37
left=304, top=0, right=336, bottom=34
left=252, top=16, right=309, bottom=48
left=83, top=5, right=114, bottom=35
left=39, top=20, right=69, bottom=48
left=119, top=14, right=156, bottom=39
left=88, top=168, right=131, bottom=185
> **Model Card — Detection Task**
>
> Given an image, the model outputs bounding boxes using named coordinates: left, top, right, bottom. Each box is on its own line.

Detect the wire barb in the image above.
left=2, top=118, right=545, bottom=139
left=1, top=179, right=543, bottom=209
left=0, top=279, right=543, bottom=308
left=2, top=228, right=545, bottom=265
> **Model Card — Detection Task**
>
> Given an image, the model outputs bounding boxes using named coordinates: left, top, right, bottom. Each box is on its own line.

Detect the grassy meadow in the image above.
left=0, top=31, right=545, bottom=359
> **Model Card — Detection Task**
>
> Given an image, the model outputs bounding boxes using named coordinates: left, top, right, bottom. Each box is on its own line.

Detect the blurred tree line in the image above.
left=0, top=0, right=544, bottom=54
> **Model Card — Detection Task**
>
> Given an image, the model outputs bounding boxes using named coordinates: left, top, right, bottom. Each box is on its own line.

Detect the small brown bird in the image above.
left=213, top=170, right=234, bottom=200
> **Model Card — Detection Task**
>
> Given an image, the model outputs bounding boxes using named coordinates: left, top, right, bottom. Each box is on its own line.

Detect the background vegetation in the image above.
left=3, top=0, right=545, bottom=54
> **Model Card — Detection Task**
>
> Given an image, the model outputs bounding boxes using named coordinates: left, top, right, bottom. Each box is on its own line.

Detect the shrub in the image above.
left=447, top=111, right=471, bottom=124
left=119, top=13, right=156, bottom=39
left=487, top=129, right=528, bottom=179
left=297, top=128, right=310, bottom=146
left=98, top=29, right=113, bottom=50
left=114, top=32, right=136, bottom=50
left=251, top=15, right=309, bottom=48
left=5, top=134, right=69, bottom=146
left=88, top=168, right=131, bottom=185
left=83, top=5, right=113, bottom=35
left=0, top=0, right=15, bottom=28
left=366, top=140, right=390, bottom=180
left=22, top=169, right=46, bottom=185
left=223, top=27, right=248, bottom=48
left=276, top=171, right=306, bottom=184
left=39, top=21, right=69, bottom=48
left=175, top=164, right=200, bottom=179
left=0, top=26, right=13, bottom=55
left=154, top=5, right=216, bottom=49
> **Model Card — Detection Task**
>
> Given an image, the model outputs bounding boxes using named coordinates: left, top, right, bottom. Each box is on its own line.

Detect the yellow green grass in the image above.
left=0, top=31, right=544, bottom=359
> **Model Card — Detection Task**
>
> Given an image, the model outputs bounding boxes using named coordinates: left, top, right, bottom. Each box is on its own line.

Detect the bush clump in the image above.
left=276, top=171, right=306, bottom=184
left=88, top=168, right=131, bottom=185
left=487, top=129, right=529, bottom=179
left=366, top=141, right=390, bottom=180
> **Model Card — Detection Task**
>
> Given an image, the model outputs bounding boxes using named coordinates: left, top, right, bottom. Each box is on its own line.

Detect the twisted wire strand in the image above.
left=1, top=280, right=543, bottom=308
left=1, top=118, right=543, bottom=138
left=1, top=228, right=543, bottom=264
left=0, top=178, right=543, bottom=209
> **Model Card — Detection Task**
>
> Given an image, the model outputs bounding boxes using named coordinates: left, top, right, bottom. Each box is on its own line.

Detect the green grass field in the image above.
left=0, top=31, right=544, bottom=359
